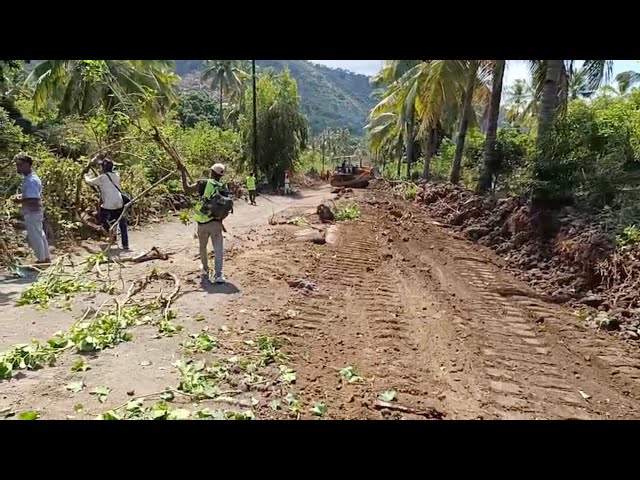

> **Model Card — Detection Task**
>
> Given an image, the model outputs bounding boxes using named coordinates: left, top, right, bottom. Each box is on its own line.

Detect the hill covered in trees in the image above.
left=174, top=60, right=376, bottom=135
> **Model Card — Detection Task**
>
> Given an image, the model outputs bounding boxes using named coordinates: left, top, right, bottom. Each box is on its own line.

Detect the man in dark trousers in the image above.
left=13, top=152, right=51, bottom=263
left=83, top=157, right=130, bottom=250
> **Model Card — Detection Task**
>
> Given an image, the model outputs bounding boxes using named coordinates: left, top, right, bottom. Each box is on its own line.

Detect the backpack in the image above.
left=201, top=184, right=233, bottom=221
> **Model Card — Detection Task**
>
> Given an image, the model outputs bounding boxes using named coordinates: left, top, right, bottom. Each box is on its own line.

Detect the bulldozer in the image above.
left=330, top=155, right=376, bottom=189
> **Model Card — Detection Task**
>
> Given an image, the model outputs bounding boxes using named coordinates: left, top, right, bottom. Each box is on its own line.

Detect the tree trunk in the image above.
left=450, top=60, right=478, bottom=184
left=421, top=127, right=438, bottom=180
left=477, top=60, right=506, bottom=194
left=537, top=60, right=563, bottom=145
left=219, top=83, right=224, bottom=128
left=405, top=108, right=415, bottom=178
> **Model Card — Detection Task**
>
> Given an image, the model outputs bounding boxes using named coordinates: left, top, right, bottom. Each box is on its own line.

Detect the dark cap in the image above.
left=102, top=158, right=114, bottom=171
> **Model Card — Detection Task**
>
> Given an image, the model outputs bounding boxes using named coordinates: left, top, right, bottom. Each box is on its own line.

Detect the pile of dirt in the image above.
left=411, top=182, right=640, bottom=340
left=291, top=174, right=323, bottom=189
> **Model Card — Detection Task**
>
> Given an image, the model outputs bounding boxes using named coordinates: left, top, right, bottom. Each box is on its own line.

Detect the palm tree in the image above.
left=369, top=60, right=421, bottom=177
left=504, top=79, right=535, bottom=126
left=450, top=60, right=480, bottom=184
left=615, top=70, right=640, bottom=95
left=370, top=60, right=491, bottom=181
left=201, top=60, right=248, bottom=128
left=531, top=60, right=613, bottom=143
left=536, top=60, right=564, bottom=144
left=25, top=60, right=178, bottom=118
left=599, top=71, right=640, bottom=97
left=477, top=60, right=506, bottom=193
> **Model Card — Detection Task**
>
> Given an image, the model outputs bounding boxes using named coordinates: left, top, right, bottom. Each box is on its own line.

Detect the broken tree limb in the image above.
left=373, top=399, right=445, bottom=419
left=151, top=126, right=193, bottom=182
left=118, top=246, right=170, bottom=263
left=160, top=271, right=180, bottom=320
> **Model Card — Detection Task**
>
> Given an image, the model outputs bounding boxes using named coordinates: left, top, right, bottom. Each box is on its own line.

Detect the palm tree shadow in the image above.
left=200, top=278, right=240, bottom=294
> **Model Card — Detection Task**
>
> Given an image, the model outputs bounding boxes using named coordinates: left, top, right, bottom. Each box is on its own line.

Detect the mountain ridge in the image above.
left=174, top=60, right=376, bottom=135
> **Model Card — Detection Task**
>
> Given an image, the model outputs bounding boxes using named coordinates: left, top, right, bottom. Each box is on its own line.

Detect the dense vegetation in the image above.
left=367, top=60, right=640, bottom=209
left=176, top=60, right=375, bottom=135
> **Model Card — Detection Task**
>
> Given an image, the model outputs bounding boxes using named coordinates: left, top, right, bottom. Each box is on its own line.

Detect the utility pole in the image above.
left=321, top=131, right=326, bottom=174
left=252, top=60, right=258, bottom=176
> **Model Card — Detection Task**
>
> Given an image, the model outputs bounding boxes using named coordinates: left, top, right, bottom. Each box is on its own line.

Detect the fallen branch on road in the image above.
left=373, top=399, right=445, bottom=419
left=119, top=247, right=170, bottom=263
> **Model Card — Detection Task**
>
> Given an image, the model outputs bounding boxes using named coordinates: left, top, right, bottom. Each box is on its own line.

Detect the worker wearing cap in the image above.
left=180, top=163, right=230, bottom=284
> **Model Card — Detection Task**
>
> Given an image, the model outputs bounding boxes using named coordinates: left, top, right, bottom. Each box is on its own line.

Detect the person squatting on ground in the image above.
left=13, top=152, right=51, bottom=263
left=246, top=172, right=257, bottom=205
left=83, top=157, right=130, bottom=250
left=180, top=163, right=233, bottom=284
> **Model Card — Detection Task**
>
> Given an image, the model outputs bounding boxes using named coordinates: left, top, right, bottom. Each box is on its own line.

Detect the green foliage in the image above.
left=66, top=380, right=85, bottom=393
left=37, top=116, right=97, bottom=159
left=19, top=411, right=40, bottom=420
left=240, top=69, right=308, bottom=186
left=176, top=90, right=220, bottom=128
left=339, top=366, right=364, bottom=383
left=616, top=225, right=640, bottom=251
left=278, top=365, right=297, bottom=385
left=174, top=359, right=219, bottom=399
left=177, top=122, right=243, bottom=175
left=156, top=317, right=183, bottom=337
left=178, top=210, right=191, bottom=225
left=403, top=183, right=419, bottom=201
left=67, top=308, right=138, bottom=352
left=182, top=333, right=218, bottom=353
left=378, top=390, right=397, bottom=402
left=532, top=97, right=640, bottom=206
left=310, top=401, right=327, bottom=417
left=0, top=305, right=147, bottom=380
left=256, top=335, right=287, bottom=366
left=335, top=204, right=360, bottom=221
left=0, top=341, right=57, bottom=379
left=0, top=107, right=28, bottom=160
left=71, top=359, right=90, bottom=372
left=285, top=392, right=302, bottom=413
left=17, top=275, right=98, bottom=308
left=90, top=385, right=111, bottom=403
left=465, top=127, right=534, bottom=194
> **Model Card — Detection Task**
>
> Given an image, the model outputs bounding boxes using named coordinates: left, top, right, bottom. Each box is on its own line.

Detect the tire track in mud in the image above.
left=269, top=219, right=449, bottom=419
left=377, top=195, right=640, bottom=420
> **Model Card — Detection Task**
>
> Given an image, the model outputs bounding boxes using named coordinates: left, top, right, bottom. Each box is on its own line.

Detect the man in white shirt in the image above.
left=83, top=157, right=129, bottom=250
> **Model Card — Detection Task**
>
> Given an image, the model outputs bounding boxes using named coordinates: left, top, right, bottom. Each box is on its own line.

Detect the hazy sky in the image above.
left=308, top=60, right=640, bottom=85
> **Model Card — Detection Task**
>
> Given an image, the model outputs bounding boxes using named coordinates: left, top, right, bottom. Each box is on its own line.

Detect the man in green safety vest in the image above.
left=246, top=172, right=257, bottom=205
left=180, top=163, right=233, bottom=284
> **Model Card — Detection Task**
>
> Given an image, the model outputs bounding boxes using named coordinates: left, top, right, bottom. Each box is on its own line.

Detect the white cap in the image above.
left=211, top=163, right=225, bottom=175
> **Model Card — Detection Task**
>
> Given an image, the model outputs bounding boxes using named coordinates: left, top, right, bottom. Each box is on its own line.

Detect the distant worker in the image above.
left=180, top=163, right=233, bottom=284
left=83, top=157, right=130, bottom=251
left=284, top=172, right=291, bottom=195
left=13, top=152, right=51, bottom=263
left=246, top=172, right=257, bottom=205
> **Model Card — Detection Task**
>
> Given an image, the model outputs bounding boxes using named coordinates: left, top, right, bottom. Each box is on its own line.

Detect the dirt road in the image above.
left=2, top=186, right=640, bottom=420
